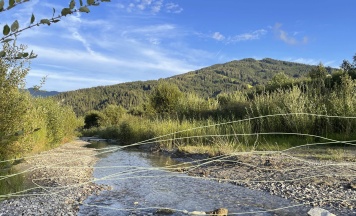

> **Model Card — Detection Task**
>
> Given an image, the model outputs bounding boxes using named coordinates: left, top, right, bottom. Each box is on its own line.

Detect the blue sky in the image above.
left=1, top=0, right=356, bottom=91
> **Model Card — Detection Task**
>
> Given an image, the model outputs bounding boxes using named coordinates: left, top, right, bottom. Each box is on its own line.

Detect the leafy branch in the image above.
left=0, top=0, right=111, bottom=59
left=0, top=0, right=30, bottom=12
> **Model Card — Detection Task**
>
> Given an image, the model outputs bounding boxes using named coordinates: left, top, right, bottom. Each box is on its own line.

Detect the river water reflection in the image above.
left=79, top=142, right=309, bottom=215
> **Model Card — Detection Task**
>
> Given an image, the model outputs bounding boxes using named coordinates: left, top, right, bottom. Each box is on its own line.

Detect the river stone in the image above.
left=206, top=208, right=228, bottom=215
left=349, top=180, right=356, bottom=189
left=189, top=211, right=206, bottom=215
left=307, top=207, right=336, bottom=216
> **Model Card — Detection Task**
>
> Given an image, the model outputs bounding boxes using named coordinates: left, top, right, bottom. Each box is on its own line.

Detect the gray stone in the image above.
left=308, top=207, right=336, bottom=216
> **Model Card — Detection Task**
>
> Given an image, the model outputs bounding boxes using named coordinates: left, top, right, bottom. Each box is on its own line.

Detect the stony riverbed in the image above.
left=170, top=150, right=356, bottom=215
left=0, top=140, right=355, bottom=215
left=0, top=140, right=109, bottom=216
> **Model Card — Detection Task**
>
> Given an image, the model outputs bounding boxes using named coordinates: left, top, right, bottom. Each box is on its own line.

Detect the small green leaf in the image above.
left=22, top=52, right=29, bottom=58
left=69, top=0, right=75, bottom=9
left=17, top=53, right=23, bottom=58
left=0, top=0, right=4, bottom=10
left=40, top=19, right=51, bottom=25
left=3, top=24, right=10, bottom=35
left=52, top=19, right=60, bottom=23
left=61, top=8, right=72, bottom=16
left=1, top=38, right=13, bottom=43
left=0, top=50, right=5, bottom=57
left=79, top=6, right=90, bottom=13
left=8, top=0, right=14, bottom=7
left=10, top=20, right=19, bottom=32
left=30, top=13, right=35, bottom=24
left=87, top=0, right=95, bottom=5
left=79, top=0, right=83, bottom=6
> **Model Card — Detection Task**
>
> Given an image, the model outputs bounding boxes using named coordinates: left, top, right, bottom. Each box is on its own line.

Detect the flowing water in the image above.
left=0, top=161, right=33, bottom=200
left=79, top=142, right=309, bottom=215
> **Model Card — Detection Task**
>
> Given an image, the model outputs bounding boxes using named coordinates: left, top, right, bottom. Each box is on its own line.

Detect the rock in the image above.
left=307, top=207, right=336, bottom=216
left=349, top=180, right=356, bottom=189
left=263, top=159, right=272, bottom=166
left=206, top=208, right=228, bottom=215
left=156, top=208, right=175, bottom=214
left=189, top=211, right=206, bottom=215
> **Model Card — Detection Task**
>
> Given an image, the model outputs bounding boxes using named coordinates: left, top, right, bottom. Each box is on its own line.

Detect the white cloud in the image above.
left=229, top=29, right=267, bottom=42
left=285, top=58, right=338, bottom=67
left=137, top=0, right=153, bottom=10
left=165, top=2, right=183, bottom=13
left=212, top=32, right=225, bottom=41
left=11, top=0, right=208, bottom=91
left=27, top=70, right=123, bottom=91
left=114, top=0, right=182, bottom=14
left=29, top=70, right=122, bottom=84
left=274, top=23, right=308, bottom=45
left=151, top=0, right=163, bottom=13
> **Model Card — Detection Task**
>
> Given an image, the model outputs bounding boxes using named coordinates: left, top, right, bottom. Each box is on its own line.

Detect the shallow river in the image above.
left=79, top=143, right=309, bottom=215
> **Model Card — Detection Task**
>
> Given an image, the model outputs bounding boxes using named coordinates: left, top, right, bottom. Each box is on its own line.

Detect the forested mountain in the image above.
left=54, top=58, right=335, bottom=116
left=28, top=88, right=60, bottom=97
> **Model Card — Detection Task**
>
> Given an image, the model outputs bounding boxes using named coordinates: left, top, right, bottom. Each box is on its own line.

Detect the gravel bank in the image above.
left=0, top=140, right=109, bottom=216
left=171, top=151, right=356, bottom=215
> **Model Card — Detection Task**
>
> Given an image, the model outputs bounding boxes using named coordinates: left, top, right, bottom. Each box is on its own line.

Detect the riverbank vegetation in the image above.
left=0, top=41, right=83, bottom=164
left=0, top=1, right=111, bottom=164
left=81, top=54, right=356, bottom=155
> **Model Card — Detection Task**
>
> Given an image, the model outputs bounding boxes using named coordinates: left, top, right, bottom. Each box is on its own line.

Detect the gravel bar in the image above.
left=0, top=140, right=110, bottom=216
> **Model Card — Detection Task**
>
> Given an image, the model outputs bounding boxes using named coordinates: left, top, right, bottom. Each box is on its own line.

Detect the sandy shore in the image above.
left=0, top=140, right=109, bottom=216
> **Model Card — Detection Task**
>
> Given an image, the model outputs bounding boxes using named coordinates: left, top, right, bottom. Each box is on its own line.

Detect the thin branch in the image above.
left=1, top=9, right=85, bottom=42
left=0, top=0, right=30, bottom=13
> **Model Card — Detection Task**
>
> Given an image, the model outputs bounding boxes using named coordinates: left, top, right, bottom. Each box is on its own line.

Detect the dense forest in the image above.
left=55, top=58, right=333, bottom=116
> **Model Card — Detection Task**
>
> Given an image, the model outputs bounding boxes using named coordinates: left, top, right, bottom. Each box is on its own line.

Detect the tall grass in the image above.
left=82, top=73, right=356, bottom=156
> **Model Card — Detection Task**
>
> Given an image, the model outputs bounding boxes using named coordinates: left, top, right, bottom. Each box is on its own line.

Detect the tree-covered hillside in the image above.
left=55, top=58, right=334, bottom=116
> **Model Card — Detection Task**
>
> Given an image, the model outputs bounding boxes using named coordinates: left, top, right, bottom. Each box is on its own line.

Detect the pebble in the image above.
left=308, top=207, right=336, bottom=216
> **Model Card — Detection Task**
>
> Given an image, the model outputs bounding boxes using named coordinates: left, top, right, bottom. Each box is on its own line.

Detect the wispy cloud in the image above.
left=274, top=23, right=308, bottom=45
left=284, top=57, right=337, bottom=67
left=229, top=29, right=267, bottom=43
left=115, top=0, right=182, bottom=14
left=27, top=70, right=123, bottom=91
left=212, top=32, right=225, bottom=41
left=165, top=2, right=183, bottom=14
left=203, top=29, right=267, bottom=43
left=29, top=70, right=122, bottom=84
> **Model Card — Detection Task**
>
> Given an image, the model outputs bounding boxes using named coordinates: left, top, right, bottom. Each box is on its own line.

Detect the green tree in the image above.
left=308, top=63, right=328, bottom=97
left=100, top=104, right=126, bottom=126
left=341, top=53, right=356, bottom=79
left=267, top=72, right=292, bottom=89
left=309, top=63, right=328, bottom=80
left=150, top=82, right=183, bottom=115
left=84, top=110, right=104, bottom=129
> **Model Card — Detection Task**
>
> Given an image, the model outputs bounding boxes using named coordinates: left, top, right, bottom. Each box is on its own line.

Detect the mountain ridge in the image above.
left=54, top=58, right=336, bottom=115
